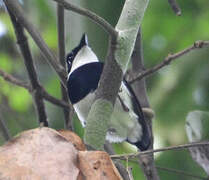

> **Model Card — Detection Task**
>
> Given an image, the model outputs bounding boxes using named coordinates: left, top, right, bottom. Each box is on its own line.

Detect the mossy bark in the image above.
left=84, top=0, right=150, bottom=150
left=84, top=99, right=113, bottom=150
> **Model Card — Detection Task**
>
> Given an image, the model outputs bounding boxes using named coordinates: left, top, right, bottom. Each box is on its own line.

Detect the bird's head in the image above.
left=66, top=34, right=89, bottom=73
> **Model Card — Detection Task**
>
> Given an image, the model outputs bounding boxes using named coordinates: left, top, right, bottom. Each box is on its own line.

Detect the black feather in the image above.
left=123, top=79, right=151, bottom=151
left=67, top=62, right=103, bottom=104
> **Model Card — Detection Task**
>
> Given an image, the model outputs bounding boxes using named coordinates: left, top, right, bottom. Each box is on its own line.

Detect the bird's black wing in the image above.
left=67, top=62, right=104, bottom=104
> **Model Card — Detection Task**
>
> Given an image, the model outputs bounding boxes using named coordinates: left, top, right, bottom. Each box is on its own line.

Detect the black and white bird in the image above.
left=66, top=34, right=151, bottom=151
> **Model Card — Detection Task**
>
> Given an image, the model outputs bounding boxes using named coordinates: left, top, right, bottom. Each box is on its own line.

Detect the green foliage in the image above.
left=0, top=54, right=12, bottom=72
left=8, top=87, right=31, bottom=113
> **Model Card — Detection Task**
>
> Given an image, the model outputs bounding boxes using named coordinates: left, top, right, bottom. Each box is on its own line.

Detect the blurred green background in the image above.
left=0, top=0, right=209, bottom=179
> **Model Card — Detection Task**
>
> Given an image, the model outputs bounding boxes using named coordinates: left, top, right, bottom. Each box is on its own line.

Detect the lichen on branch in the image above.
left=84, top=0, right=150, bottom=150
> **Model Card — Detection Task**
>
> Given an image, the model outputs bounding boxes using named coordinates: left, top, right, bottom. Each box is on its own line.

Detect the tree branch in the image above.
left=0, top=113, right=11, bottom=141
left=128, top=40, right=209, bottom=84
left=57, top=5, right=73, bottom=130
left=129, top=28, right=159, bottom=180
left=0, top=68, right=70, bottom=110
left=129, top=159, right=207, bottom=180
left=52, top=0, right=117, bottom=39
left=84, top=0, right=150, bottom=150
left=168, top=0, right=181, bottom=16
left=111, top=141, right=209, bottom=160
left=40, top=87, right=70, bottom=109
left=156, top=166, right=207, bottom=180
left=7, top=9, right=48, bottom=126
left=0, top=69, right=31, bottom=91
left=3, top=0, right=66, bottom=85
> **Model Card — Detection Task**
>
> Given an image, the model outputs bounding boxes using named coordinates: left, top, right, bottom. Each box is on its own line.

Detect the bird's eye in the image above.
left=67, top=53, right=73, bottom=63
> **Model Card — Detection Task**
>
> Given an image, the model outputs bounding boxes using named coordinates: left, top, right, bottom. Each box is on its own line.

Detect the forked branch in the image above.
left=129, top=40, right=209, bottom=84
left=3, top=0, right=66, bottom=85
left=0, top=69, right=70, bottom=109
left=52, top=0, right=117, bottom=39
left=7, top=8, right=48, bottom=126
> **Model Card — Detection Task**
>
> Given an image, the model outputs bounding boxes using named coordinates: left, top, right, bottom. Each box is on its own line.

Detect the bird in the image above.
left=66, top=34, right=151, bottom=151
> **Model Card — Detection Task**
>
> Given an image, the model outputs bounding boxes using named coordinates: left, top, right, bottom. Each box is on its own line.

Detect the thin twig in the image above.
left=40, top=87, right=70, bottom=109
left=111, top=141, right=209, bottom=160
left=7, top=8, right=48, bottom=126
left=168, top=0, right=181, bottom=16
left=0, top=114, right=11, bottom=141
left=126, top=158, right=134, bottom=180
left=129, top=40, right=209, bottom=84
left=156, top=166, right=208, bottom=180
left=3, top=0, right=66, bottom=85
left=129, top=159, right=207, bottom=180
left=52, top=0, right=117, bottom=39
left=0, top=68, right=70, bottom=109
left=57, top=5, right=73, bottom=130
left=104, top=142, right=131, bottom=180
left=0, top=69, right=31, bottom=91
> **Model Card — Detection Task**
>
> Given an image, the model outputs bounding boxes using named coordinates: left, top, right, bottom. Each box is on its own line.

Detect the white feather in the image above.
left=68, top=46, right=98, bottom=79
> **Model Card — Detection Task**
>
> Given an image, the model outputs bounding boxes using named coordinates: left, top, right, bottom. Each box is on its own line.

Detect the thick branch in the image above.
left=111, top=141, right=209, bottom=160
left=3, top=0, right=66, bottom=85
left=7, top=9, right=48, bottom=126
left=168, top=0, right=181, bottom=16
left=52, top=0, right=117, bottom=39
left=129, top=40, right=209, bottom=84
left=84, top=0, right=150, bottom=150
left=57, top=5, right=73, bottom=130
left=115, top=0, right=149, bottom=71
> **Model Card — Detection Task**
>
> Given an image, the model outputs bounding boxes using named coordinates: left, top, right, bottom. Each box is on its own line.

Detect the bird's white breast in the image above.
left=73, top=92, right=96, bottom=127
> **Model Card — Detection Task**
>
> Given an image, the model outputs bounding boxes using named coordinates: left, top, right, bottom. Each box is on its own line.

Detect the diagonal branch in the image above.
left=111, top=141, right=209, bottom=160
left=156, top=166, right=207, bottom=180
left=129, top=159, right=207, bottom=180
left=0, top=69, right=31, bottom=91
left=0, top=68, right=70, bottom=110
left=3, top=0, right=66, bottom=85
left=7, top=8, right=48, bottom=126
left=168, top=0, right=181, bottom=16
left=52, top=0, right=117, bottom=39
left=129, top=40, right=209, bottom=84
left=40, top=87, right=70, bottom=109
